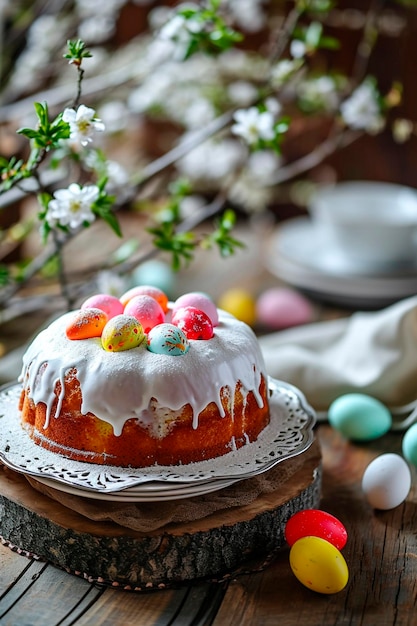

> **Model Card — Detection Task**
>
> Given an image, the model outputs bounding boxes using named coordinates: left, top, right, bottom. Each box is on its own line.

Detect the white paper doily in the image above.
left=0, top=378, right=315, bottom=494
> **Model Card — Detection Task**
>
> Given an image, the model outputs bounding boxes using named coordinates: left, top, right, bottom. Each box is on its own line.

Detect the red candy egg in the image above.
left=120, top=285, right=169, bottom=313
left=66, top=308, right=108, bottom=340
left=285, top=509, right=348, bottom=551
left=171, top=306, right=214, bottom=340
left=123, top=294, right=165, bottom=333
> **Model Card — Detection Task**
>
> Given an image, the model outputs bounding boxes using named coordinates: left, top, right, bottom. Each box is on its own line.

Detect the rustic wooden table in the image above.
left=1, top=424, right=416, bottom=626
left=1, top=222, right=416, bottom=625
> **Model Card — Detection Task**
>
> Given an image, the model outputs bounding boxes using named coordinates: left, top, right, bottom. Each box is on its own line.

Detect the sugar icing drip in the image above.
left=19, top=309, right=267, bottom=437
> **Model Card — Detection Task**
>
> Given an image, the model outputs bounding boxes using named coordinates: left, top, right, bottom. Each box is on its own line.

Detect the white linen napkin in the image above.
left=259, top=295, right=417, bottom=429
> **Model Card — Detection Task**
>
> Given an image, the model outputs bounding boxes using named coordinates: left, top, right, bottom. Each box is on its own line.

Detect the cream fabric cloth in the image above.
left=259, top=295, right=417, bottom=429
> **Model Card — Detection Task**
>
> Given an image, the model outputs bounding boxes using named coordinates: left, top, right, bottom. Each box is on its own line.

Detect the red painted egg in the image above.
left=285, top=509, right=348, bottom=551
left=171, top=306, right=214, bottom=340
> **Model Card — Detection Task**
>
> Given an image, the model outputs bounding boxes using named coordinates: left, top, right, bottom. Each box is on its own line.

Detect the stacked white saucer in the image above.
left=266, top=182, right=417, bottom=309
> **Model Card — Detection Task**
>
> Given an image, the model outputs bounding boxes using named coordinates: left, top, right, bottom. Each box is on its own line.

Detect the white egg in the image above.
left=361, top=453, right=411, bottom=510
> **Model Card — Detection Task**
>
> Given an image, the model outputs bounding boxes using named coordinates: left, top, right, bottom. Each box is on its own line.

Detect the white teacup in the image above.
left=309, top=181, right=417, bottom=269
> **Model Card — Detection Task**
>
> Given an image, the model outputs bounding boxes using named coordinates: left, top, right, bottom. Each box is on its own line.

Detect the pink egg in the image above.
left=256, top=288, right=314, bottom=329
left=172, top=292, right=219, bottom=326
left=171, top=306, right=214, bottom=340
left=81, top=294, right=124, bottom=320
left=123, top=295, right=165, bottom=333
left=120, top=285, right=169, bottom=313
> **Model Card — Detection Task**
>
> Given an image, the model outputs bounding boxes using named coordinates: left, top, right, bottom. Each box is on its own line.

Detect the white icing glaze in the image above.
left=19, top=309, right=267, bottom=437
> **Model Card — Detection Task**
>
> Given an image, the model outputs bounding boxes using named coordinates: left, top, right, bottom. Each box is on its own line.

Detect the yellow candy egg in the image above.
left=217, top=288, right=256, bottom=326
left=101, top=314, right=145, bottom=352
left=289, top=536, right=349, bottom=594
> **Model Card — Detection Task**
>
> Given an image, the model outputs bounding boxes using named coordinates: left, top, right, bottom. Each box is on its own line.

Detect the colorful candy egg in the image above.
left=217, top=288, right=256, bottom=326
left=402, top=422, right=417, bottom=467
left=328, top=393, right=392, bottom=441
left=285, top=509, right=348, bottom=551
left=120, top=285, right=169, bottom=313
left=171, top=306, right=214, bottom=340
left=81, top=293, right=124, bottom=320
left=124, top=295, right=165, bottom=333
left=66, top=308, right=108, bottom=340
left=172, top=292, right=219, bottom=326
left=256, top=287, right=314, bottom=329
left=147, top=323, right=190, bottom=356
left=361, top=453, right=411, bottom=510
left=131, top=260, right=175, bottom=297
left=289, top=536, right=349, bottom=594
left=101, top=314, right=145, bottom=352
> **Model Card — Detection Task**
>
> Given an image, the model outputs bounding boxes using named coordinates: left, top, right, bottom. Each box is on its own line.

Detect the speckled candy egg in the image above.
left=171, top=306, right=214, bottom=340
left=328, top=393, right=392, bottom=441
left=66, top=308, right=108, bottom=340
left=101, top=314, right=145, bottom=352
left=120, top=285, right=169, bottom=313
left=81, top=293, right=124, bottom=320
left=285, top=509, right=348, bottom=551
left=123, top=295, right=165, bottom=333
left=172, top=292, right=219, bottom=326
left=289, top=536, right=349, bottom=595
left=362, top=453, right=411, bottom=510
left=147, top=323, right=190, bottom=356
left=256, top=287, right=314, bottom=330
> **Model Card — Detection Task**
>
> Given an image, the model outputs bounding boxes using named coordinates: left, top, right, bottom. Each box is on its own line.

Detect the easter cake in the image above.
left=18, top=288, right=270, bottom=467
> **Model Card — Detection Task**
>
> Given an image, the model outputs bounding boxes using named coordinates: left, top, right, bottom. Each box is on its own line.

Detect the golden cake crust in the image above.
left=19, top=374, right=269, bottom=467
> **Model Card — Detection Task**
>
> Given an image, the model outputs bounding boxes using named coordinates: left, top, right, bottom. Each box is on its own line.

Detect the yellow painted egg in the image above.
left=66, top=308, right=108, bottom=340
left=101, top=314, right=145, bottom=352
left=217, top=288, right=256, bottom=326
left=289, top=536, right=349, bottom=594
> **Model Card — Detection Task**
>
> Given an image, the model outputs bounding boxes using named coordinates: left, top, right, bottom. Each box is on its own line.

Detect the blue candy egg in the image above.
left=402, top=422, right=417, bottom=467
left=328, top=393, right=392, bottom=441
left=147, top=323, right=189, bottom=356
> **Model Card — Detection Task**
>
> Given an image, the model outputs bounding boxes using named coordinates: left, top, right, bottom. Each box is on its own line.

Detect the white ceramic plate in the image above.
left=0, top=378, right=315, bottom=501
left=266, top=218, right=417, bottom=308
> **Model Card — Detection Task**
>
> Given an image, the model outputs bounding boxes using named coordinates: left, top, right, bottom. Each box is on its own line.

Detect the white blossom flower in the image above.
left=231, top=107, right=275, bottom=145
left=63, top=105, right=105, bottom=146
left=290, top=39, right=306, bottom=59
left=158, top=9, right=203, bottom=61
left=297, top=76, right=339, bottom=112
left=46, top=183, right=99, bottom=230
left=247, top=150, right=281, bottom=184
left=226, top=0, right=268, bottom=33
left=270, top=59, right=303, bottom=88
left=340, top=81, right=385, bottom=133
left=178, top=138, right=245, bottom=181
left=227, top=81, right=258, bottom=106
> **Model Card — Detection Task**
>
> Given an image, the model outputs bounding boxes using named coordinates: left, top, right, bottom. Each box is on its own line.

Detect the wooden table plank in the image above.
left=213, top=425, right=417, bottom=626
left=0, top=558, right=104, bottom=626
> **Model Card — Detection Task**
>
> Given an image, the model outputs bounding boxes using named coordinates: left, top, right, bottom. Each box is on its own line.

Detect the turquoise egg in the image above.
left=147, top=323, right=189, bottom=356
left=402, top=423, right=417, bottom=467
left=328, top=393, right=392, bottom=441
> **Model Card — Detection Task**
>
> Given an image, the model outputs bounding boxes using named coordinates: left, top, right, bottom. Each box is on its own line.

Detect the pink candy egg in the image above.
left=256, top=287, right=314, bottom=330
left=172, top=292, right=219, bottom=326
left=124, top=295, right=165, bottom=333
left=66, top=308, right=108, bottom=340
left=285, top=509, right=348, bottom=551
left=171, top=306, right=214, bottom=340
left=120, top=285, right=169, bottom=313
left=81, top=293, right=124, bottom=320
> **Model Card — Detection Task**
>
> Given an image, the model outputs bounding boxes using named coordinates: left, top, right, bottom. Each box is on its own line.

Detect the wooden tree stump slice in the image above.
left=0, top=440, right=321, bottom=590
